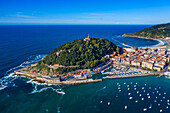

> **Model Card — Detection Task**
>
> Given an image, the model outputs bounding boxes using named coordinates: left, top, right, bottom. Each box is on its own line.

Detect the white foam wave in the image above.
left=5, top=54, right=46, bottom=75
left=0, top=54, right=46, bottom=91
left=30, top=85, right=65, bottom=95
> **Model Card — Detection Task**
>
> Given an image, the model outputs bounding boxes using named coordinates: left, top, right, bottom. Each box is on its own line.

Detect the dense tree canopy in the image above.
left=42, top=37, right=121, bottom=69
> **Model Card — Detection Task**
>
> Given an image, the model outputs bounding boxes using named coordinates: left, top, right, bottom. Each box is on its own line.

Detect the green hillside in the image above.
left=123, top=23, right=170, bottom=39
left=27, top=37, right=121, bottom=75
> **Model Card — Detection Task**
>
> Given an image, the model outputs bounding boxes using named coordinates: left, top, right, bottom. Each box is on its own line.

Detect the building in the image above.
left=84, top=34, right=91, bottom=41
left=153, top=66, right=162, bottom=71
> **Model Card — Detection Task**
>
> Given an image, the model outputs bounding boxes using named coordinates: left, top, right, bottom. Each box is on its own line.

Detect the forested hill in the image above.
left=42, top=37, right=121, bottom=68
left=123, top=23, right=170, bottom=39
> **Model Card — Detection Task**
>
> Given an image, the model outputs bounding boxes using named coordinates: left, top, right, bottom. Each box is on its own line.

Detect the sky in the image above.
left=0, top=0, right=170, bottom=25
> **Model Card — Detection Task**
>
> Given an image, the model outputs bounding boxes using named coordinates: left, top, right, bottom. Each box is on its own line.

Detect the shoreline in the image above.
left=122, top=34, right=169, bottom=48
left=14, top=70, right=162, bottom=86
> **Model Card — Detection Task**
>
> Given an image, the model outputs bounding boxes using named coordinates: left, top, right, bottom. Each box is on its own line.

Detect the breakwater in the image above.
left=14, top=71, right=102, bottom=85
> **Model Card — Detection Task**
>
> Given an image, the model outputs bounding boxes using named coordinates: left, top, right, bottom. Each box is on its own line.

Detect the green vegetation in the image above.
left=123, top=23, right=170, bottom=39
left=43, top=38, right=121, bottom=68
left=26, top=37, right=122, bottom=75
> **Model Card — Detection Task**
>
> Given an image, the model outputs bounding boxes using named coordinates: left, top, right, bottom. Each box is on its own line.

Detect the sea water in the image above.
left=0, top=25, right=169, bottom=113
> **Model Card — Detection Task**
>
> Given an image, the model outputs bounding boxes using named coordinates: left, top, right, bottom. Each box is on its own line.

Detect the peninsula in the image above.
left=122, top=23, right=170, bottom=39
left=14, top=35, right=170, bottom=85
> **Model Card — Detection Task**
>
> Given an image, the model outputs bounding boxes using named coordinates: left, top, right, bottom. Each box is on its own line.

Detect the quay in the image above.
left=14, top=70, right=102, bottom=85
left=103, top=72, right=161, bottom=79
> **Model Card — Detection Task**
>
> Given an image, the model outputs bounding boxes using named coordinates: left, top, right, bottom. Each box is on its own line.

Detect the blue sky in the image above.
left=0, top=0, right=170, bottom=25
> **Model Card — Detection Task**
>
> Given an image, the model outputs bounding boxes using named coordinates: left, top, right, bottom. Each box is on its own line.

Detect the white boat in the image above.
left=142, top=98, right=144, bottom=100
left=129, top=97, right=133, bottom=99
left=143, top=108, right=147, bottom=111
left=156, top=97, right=158, bottom=99
left=128, top=88, right=130, bottom=90
left=134, top=85, right=136, bottom=87
left=147, top=93, right=149, bottom=96
left=167, top=100, right=169, bottom=102
left=137, top=91, right=139, bottom=93
left=134, top=88, right=136, bottom=90
left=125, top=105, right=128, bottom=109
left=158, top=103, right=160, bottom=106
left=139, top=94, right=142, bottom=96
left=149, top=104, right=152, bottom=109
left=142, top=87, right=144, bottom=89
left=143, top=90, right=145, bottom=92
left=128, top=93, right=131, bottom=95
left=108, top=102, right=110, bottom=105
left=160, top=109, right=162, bottom=112
left=166, top=106, right=168, bottom=109
left=148, top=96, right=150, bottom=99
left=154, top=100, right=157, bottom=102
left=100, top=101, right=102, bottom=103
left=135, top=100, right=138, bottom=103
left=164, top=92, right=166, bottom=95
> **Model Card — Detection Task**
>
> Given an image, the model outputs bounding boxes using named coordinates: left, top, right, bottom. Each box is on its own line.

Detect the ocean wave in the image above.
left=30, top=84, right=65, bottom=95
left=5, top=54, right=46, bottom=75
left=0, top=54, right=46, bottom=91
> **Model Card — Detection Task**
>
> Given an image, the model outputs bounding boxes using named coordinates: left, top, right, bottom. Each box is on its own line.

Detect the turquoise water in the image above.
left=0, top=25, right=170, bottom=113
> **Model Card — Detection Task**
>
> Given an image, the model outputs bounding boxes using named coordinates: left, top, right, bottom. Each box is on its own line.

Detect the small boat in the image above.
left=108, top=102, right=110, bottom=105
left=137, top=91, right=139, bottom=93
left=134, top=88, right=136, bottom=90
left=167, top=100, right=169, bottom=102
left=135, top=100, right=138, bottom=103
left=160, top=100, right=162, bottom=102
left=166, top=106, right=168, bottom=109
left=142, top=87, right=144, bottom=89
left=125, top=105, right=128, bottom=109
left=154, top=100, right=157, bottom=102
left=139, top=94, right=142, bottom=96
left=149, top=104, right=152, bottom=109
left=128, top=93, right=131, bottom=95
left=141, top=98, right=144, bottom=100
left=100, top=101, right=102, bottom=103
left=164, top=92, right=166, bottom=95
left=160, top=109, right=162, bottom=112
left=149, top=87, right=151, bottom=89
left=148, top=96, right=150, bottom=99
left=129, top=97, right=133, bottom=99
left=143, top=108, right=147, bottom=111
left=158, top=103, right=160, bottom=106
left=147, top=93, right=149, bottom=96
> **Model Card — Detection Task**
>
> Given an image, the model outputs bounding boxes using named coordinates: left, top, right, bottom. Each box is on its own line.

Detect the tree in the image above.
left=116, top=46, right=120, bottom=54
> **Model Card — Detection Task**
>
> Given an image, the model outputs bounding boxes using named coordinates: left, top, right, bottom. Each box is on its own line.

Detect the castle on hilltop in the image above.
left=84, top=34, right=91, bottom=41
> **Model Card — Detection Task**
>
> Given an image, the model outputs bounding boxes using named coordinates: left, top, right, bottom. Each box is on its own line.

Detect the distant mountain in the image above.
left=123, top=23, right=170, bottom=39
